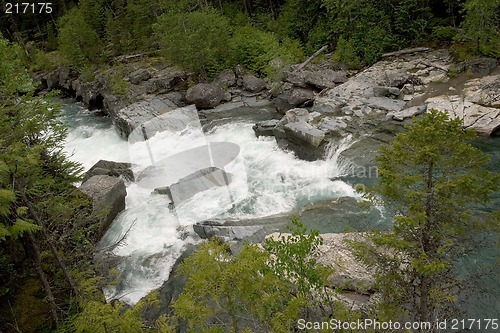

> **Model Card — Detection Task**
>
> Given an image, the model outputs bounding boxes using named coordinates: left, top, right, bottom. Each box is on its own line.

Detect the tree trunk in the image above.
left=28, top=232, right=59, bottom=325
left=21, top=193, right=81, bottom=298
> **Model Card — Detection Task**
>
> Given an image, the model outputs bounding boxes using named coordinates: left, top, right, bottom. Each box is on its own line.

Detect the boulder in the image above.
left=241, top=74, right=266, bottom=93
left=215, top=69, right=237, bottom=87
left=83, top=160, right=134, bottom=182
left=372, top=86, right=400, bottom=97
left=305, top=69, right=344, bottom=89
left=426, top=95, right=500, bottom=136
left=464, top=74, right=500, bottom=108
left=111, top=96, right=178, bottom=138
left=286, top=87, right=315, bottom=106
left=389, top=105, right=427, bottom=121
left=79, top=175, right=127, bottom=237
left=146, top=67, right=186, bottom=94
left=283, top=122, right=326, bottom=148
left=315, top=233, right=376, bottom=294
left=186, top=83, right=227, bottom=108
left=252, top=119, right=279, bottom=137
left=129, top=69, right=151, bottom=84
left=155, top=167, right=232, bottom=206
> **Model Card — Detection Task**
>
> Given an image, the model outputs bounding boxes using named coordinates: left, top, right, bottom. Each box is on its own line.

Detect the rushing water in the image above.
left=61, top=100, right=358, bottom=304
left=61, top=100, right=499, bottom=327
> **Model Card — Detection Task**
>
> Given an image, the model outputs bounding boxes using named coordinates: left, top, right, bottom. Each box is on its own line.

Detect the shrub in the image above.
left=154, top=9, right=232, bottom=77
left=58, top=8, right=103, bottom=69
left=230, top=25, right=302, bottom=78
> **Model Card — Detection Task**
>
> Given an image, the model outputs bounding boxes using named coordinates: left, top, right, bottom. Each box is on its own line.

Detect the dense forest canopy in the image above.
left=1, top=0, right=499, bottom=76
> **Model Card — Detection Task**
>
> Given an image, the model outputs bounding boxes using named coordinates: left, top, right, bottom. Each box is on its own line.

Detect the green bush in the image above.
left=230, top=25, right=303, bottom=78
left=333, top=36, right=362, bottom=69
left=154, top=9, right=232, bottom=77
left=432, top=26, right=459, bottom=42
left=58, top=8, right=103, bottom=69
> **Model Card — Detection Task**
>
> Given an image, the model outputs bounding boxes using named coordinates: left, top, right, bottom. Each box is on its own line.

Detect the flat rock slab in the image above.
left=113, top=96, right=178, bottom=138
left=426, top=95, right=500, bottom=136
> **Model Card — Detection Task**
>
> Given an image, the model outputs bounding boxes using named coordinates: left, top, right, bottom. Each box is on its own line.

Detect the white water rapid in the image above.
left=62, top=101, right=358, bottom=304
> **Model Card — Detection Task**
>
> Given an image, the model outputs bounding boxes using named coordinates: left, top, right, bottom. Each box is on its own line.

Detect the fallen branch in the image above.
left=296, top=45, right=329, bottom=71
left=381, top=47, right=430, bottom=58
left=113, top=51, right=157, bottom=62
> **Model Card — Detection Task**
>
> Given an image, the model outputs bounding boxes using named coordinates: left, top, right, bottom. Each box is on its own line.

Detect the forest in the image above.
left=0, top=0, right=499, bottom=332
left=1, top=0, right=499, bottom=77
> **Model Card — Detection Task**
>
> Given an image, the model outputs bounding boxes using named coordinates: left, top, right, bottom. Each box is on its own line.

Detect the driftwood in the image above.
left=381, top=47, right=430, bottom=58
left=113, top=51, right=156, bottom=62
left=296, top=45, right=329, bottom=71
left=421, top=60, right=449, bottom=72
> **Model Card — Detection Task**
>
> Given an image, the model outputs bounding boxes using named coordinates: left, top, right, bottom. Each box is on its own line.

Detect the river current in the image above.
left=61, top=100, right=499, bottom=328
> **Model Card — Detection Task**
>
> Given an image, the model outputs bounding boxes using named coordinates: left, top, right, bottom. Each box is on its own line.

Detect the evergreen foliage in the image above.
left=354, top=110, right=499, bottom=322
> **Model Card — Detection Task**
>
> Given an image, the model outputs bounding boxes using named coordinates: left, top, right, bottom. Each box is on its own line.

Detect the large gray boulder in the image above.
left=252, top=119, right=279, bottom=137
left=242, top=74, right=266, bottom=93
left=128, top=69, right=151, bottom=84
left=426, top=95, right=500, bottom=136
left=273, top=108, right=327, bottom=160
left=111, top=96, right=178, bottom=139
left=83, top=160, right=134, bottom=182
left=186, top=83, right=227, bottom=108
left=79, top=175, right=127, bottom=237
left=155, top=167, right=232, bottom=206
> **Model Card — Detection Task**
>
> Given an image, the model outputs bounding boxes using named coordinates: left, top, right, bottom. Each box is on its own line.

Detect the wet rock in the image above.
left=252, top=119, right=279, bottom=137
left=111, top=96, right=178, bottom=138
left=83, top=160, right=134, bottom=182
left=242, top=74, right=266, bottom=93
left=283, top=122, right=325, bottom=148
left=79, top=175, right=127, bottom=237
left=129, top=69, right=151, bottom=84
left=186, top=83, right=227, bottom=108
left=156, top=167, right=232, bottom=206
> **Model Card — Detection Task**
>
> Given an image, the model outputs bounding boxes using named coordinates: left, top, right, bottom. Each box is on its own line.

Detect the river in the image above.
left=61, top=100, right=499, bottom=329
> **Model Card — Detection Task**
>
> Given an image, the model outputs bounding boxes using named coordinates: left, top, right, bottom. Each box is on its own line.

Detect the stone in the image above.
left=306, top=70, right=335, bottom=89
left=283, top=122, right=326, bottom=148
left=215, top=69, right=237, bottom=87
left=312, top=97, right=346, bottom=115
left=286, top=87, right=315, bottom=106
left=426, top=95, right=500, bottom=136
left=390, top=105, right=427, bottom=121
left=241, top=74, right=266, bottom=93
left=464, top=74, right=500, bottom=108
left=111, top=96, right=178, bottom=138
left=317, top=117, right=348, bottom=135
left=79, top=175, right=127, bottom=237
left=252, top=119, right=279, bottom=137
left=157, top=167, right=232, bottom=206
left=185, top=83, right=227, bottom=109
left=129, top=69, right=151, bottom=84
left=283, top=70, right=308, bottom=87
left=128, top=105, right=199, bottom=143
left=83, top=160, right=134, bottom=182
left=372, top=86, right=400, bottom=97
left=365, top=97, right=406, bottom=112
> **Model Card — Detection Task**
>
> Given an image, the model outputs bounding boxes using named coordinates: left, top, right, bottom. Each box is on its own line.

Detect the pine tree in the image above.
left=354, top=110, right=499, bottom=323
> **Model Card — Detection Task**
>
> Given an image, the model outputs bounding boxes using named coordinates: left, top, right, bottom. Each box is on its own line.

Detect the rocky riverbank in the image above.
left=42, top=48, right=499, bottom=318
